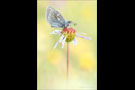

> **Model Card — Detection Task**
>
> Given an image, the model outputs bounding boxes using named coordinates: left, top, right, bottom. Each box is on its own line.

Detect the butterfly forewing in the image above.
left=46, top=6, right=66, bottom=28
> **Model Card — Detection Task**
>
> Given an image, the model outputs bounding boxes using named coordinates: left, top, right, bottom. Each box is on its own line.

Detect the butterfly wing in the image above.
left=46, top=6, right=66, bottom=28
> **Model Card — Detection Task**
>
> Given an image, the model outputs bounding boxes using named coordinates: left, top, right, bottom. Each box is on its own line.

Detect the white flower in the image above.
left=50, top=28, right=91, bottom=49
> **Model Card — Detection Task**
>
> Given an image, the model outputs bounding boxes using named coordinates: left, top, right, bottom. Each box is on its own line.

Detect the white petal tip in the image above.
left=78, top=35, right=92, bottom=40
left=88, top=37, right=92, bottom=40
left=72, top=37, right=77, bottom=45
left=50, top=30, right=61, bottom=35
left=53, top=41, right=59, bottom=49
left=53, top=46, right=57, bottom=49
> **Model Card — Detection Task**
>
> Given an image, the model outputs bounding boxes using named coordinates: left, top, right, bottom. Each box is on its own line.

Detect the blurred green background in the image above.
left=37, top=0, right=97, bottom=89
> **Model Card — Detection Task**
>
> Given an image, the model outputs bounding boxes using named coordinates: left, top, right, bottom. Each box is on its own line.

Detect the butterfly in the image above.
left=46, top=6, right=76, bottom=28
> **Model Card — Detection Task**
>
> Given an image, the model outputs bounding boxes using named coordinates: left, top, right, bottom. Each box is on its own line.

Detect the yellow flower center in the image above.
left=62, top=27, right=76, bottom=42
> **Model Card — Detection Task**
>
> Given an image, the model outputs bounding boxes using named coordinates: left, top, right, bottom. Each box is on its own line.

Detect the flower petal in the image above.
left=72, top=37, right=77, bottom=45
left=59, top=34, right=65, bottom=43
left=76, top=33, right=86, bottom=35
left=76, top=35, right=91, bottom=40
left=54, top=40, right=59, bottom=49
left=62, top=36, right=67, bottom=48
left=50, top=30, right=61, bottom=35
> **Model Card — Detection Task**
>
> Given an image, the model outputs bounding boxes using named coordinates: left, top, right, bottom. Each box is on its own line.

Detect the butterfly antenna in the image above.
left=72, top=22, right=77, bottom=26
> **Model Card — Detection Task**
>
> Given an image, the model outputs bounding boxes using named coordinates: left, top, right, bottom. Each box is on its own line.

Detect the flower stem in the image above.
left=67, top=42, right=69, bottom=86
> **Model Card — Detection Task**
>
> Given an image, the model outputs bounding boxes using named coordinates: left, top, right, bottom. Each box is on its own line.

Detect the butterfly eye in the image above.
left=67, top=21, right=72, bottom=23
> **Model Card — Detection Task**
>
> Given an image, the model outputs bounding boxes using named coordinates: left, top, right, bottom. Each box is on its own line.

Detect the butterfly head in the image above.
left=64, top=21, right=72, bottom=27
left=67, top=21, right=72, bottom=24
left=65, top=21, right=77, bottom=28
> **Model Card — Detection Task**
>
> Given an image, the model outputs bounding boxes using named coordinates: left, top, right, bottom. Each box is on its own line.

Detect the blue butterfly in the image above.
left=46, top=6, right=76, bottom=28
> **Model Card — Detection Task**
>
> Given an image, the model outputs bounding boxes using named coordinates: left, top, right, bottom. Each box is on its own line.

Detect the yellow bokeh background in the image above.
left=37, top=0, right=97, bottom=89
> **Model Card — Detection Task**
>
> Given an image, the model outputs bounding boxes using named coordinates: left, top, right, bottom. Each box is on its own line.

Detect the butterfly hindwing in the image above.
left=46, top=6, right=66, bottom=28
